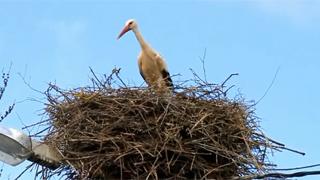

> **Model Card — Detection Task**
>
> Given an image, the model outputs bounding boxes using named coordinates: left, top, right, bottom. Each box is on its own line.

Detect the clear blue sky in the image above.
left=1, top=1, right=320, bottom=179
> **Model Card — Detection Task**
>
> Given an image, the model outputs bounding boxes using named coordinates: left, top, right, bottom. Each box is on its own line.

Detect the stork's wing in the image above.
left=161, top=69, right=173, bottom=89
left=154, top=53, right=173, bottom=89
left=138, top=60, right=146, bottom=82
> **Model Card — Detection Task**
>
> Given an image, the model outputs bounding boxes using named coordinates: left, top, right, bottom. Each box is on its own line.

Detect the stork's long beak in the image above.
left=117, top=25, right=130, bottom=39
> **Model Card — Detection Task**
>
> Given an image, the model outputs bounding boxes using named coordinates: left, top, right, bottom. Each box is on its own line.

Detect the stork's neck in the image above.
left=132, top=28, right=150, bottom=50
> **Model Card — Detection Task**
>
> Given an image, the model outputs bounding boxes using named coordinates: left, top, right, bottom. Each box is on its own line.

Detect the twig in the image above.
left=221, top=73, right=239, bottom=87
left=199, top=48, right=207, bottom=83
left=254, top=66, right=280, bottom=106
left=89, top=66, right=105, bottom=88
left=18, top=72, right=44, bottom=95
left=0, top=163, right=3, bottom=177
left=113, top=68, right=127, bottom=88
left=0, top=67, right=15, bottom=122
left=14, top=163, right=36, bottom=180
left=232, top=170, right=320, bottom=180
left=0, top=103, right=15, bottom=122
left=223, top=85, right=235, bottom=96
left=277, top=146, right=305, bottom=156
left=253, top=132, right=285, bottom=147
left=271, top=163, right=320, bottom=171
left=189, top=68, right=207, bottom=85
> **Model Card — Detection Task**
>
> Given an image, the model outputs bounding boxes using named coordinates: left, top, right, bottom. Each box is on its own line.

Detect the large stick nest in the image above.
left=41, top=70, right=277, bottom=179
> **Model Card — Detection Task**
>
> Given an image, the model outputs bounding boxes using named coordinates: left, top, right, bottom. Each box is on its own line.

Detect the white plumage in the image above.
left=117, top=19, right=173, bottom=91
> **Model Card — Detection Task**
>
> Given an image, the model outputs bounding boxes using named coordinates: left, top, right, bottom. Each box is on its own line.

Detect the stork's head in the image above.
left=117, top=19, right=137, bottom=39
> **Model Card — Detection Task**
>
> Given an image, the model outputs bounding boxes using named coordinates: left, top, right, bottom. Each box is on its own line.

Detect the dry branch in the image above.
left=0, top=69, right=15, bottom=122
left=232, top=170, right=320, bottom=180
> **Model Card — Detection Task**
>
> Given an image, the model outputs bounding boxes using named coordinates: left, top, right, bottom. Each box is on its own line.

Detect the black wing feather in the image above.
left=138, top=61, right=147, bottom=82
left=139, top=69, right=146, bottom=81
left=161, top=69, right=174, bottom=90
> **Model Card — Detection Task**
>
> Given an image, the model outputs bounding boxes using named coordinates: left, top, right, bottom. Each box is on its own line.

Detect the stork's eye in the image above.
left=129, top=21, right=133, bottom=25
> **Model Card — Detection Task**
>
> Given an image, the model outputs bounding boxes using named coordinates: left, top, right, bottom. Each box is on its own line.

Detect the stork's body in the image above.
left=118, top=19, right=173, bottom=91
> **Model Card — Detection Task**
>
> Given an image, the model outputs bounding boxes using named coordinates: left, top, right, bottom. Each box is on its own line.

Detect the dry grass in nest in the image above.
left=37, top=70, right=280, bottom=179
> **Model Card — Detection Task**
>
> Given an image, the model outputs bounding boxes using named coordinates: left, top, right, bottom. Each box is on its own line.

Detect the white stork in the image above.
left=117, top=19, right=173, bottom=92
